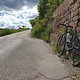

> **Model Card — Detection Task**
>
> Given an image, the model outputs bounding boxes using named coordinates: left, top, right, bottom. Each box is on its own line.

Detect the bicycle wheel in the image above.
left=56, top=34, right=66, bottom=56
left=70, top=50, right=80, bottom=66
left=70, top=37, right=80, bottom=66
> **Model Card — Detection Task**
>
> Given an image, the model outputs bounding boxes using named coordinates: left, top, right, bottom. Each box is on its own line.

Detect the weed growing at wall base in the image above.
left=41, top=25, right=53, bottom=43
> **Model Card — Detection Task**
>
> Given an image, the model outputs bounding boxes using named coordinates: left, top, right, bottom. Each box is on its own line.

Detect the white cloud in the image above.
left=0, top=5, right=38, bottom=29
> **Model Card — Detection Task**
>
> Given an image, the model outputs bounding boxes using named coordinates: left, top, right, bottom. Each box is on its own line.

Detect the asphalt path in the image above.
left=0, top=30, right=69, bottom=80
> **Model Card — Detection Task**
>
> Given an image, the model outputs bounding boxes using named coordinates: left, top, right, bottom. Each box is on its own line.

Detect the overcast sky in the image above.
left=0, top=0, right=38, bottom=29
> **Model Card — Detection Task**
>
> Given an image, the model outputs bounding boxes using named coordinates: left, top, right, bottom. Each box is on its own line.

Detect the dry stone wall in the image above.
left=50, top=0, right=80, bottom=44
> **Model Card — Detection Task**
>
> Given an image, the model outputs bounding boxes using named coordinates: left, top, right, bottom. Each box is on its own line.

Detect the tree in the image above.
left=38, top=0, right=48, bottom=19
left=22, top=26, right=26, bottom=29
left=53, top=0, right=64, bottom=6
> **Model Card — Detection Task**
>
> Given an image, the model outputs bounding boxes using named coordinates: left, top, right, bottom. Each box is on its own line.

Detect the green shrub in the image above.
left=31, top=22, right=44, bottom=38
left=41, top=32, right=50, bottom=42
left=0, top=28, right=27, bottom=36
left=41, top=25, right=53, bottom=43
left=0, top=29, right=12, bottom=36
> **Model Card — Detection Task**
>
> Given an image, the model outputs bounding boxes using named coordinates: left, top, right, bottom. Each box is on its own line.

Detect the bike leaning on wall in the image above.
left=56, top=18, right=80, bottom=66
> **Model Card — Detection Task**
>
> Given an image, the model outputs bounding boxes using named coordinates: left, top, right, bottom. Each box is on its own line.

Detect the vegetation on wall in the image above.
left=30, top=0, right=64, bottom=42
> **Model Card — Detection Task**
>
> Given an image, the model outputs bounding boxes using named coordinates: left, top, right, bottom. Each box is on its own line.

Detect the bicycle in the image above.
left=56, top=18, right=80, bottom=66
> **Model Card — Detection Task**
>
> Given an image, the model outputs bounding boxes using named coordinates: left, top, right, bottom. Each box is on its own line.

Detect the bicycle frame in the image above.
left=57, top=24, right=74, bottom=55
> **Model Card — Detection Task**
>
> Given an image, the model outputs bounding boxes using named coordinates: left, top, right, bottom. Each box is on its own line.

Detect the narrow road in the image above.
left=0, top=30, right=69, bottom=80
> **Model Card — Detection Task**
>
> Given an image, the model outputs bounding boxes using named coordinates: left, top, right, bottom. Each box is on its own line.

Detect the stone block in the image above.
left=69, top=21, right=77, bottom=27
left=73, top=1, right=79, bottom=10
left=72, top=16, right=79, bottom=21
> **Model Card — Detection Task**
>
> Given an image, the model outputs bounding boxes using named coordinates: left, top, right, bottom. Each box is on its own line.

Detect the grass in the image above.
left=51, top=41, right=57, bottom=53
left=0, top=28, right=28, bottom=37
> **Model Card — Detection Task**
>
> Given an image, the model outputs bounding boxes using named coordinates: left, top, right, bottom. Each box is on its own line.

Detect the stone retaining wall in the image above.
left=50, top=0, right=80, bottom=44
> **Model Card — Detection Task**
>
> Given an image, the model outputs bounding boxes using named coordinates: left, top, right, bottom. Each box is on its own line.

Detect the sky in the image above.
left=0, top=0, right=38, bottom=29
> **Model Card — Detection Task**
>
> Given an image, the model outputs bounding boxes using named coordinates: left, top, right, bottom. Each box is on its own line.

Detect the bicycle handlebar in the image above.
left=57, top=18, right=80, bottom=28
left=58, top=24, right=73, bottom=28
